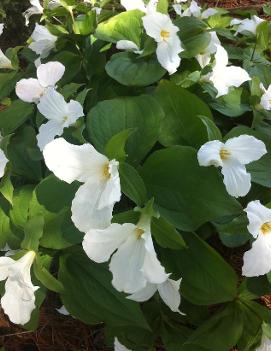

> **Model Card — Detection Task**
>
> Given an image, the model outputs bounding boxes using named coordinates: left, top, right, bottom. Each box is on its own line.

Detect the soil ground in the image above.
left=1, top=0, right=271, bottom=350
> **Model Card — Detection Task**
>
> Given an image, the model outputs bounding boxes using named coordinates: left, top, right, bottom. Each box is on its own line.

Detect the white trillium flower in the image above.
left=242, top=201, right=271, bottom=277
left=116, top=40, right=143, bottom=54
left=43, top=138, right=121, bottom=232
left=196, top=31, right=220, bottom=68
left=37, top=88, right=84, bottom=150
left=16, top=61, right=65, bottom=103
left=197, top=135, right=267, bottom=198
left=231, top=15, right=264, bottom=35
left=143, top=12, right=183, bottom=74
left=260, top=83, right=271, bottom=111
left=209, top=45, right=251, bottom=97
left=114, top=338, right=131, bottom=351
left=83, top=216, right=168, bottom=294
left=256, top=336, right=271, bottom=351
left=0, top=251, right=38, bottom=325
left=23, top=0, right=43, bottom=26
left=128, top=277, right=182, bottom=313
left=29, top=24, right=57, bottom=58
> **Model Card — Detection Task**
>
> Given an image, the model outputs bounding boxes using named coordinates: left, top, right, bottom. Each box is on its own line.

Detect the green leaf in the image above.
left=161, top=232, right=238, bottom=305
left=0, top=72, right=22, bottom=100
left=73, top=11, right=96, bottom=35
left=161, top=323, right=191, bottom=351
left=58, top=248, right=150, bottom=329
left=151, top=216, right=186, bottom=250
left=87, top=95, right=164, bottom=164
left=182, top=303, right=243, bottom=351
left=141, top=146, right=242, bottom=231
left=119, top=162, right=147, bottom=207
left=0, top=100, right=34, bottom=135
left=21, top=216, right=44, bottom=251
left=154, top=81, right=213, bottom=148
left=105, top=52, right=166, bottom=86
left=95, top=10, right=143, bottom=47
left=105, top=128, right=135, bottom=162
left=198, top=115, right=222, bottom=141
left=10, top=185, right=35, bottom=229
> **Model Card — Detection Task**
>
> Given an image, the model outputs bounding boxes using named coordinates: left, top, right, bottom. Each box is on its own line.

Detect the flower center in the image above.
left=102, top=163, right=111, bottom=179
left=160, top=30, right=170, bottom=41
left=135, top=228, right=144, bottom=239
left=63, top=115, right=68, bottom=122
left=261, top=222, right=271, bottom=235
left=220, top=148, right=231, bottom=160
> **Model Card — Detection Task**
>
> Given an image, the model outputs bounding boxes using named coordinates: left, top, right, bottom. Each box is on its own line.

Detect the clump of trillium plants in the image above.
left=1, top=0, right=271, bottom=350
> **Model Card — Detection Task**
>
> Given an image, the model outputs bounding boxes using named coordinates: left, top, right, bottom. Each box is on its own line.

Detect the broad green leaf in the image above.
left=105, top=52, right=166, bottom=86
left=105, top=128, right=135, bottom=162
left=21, top=216, right=44, bottom=251
left=87, top=95, right=164, bottom=164
left=0, top=206, right=13, bottom=249
left=10, top=185, right=35, bottom=229
left=198, top=115, right=222, bottom=141
left=141, top=146, right=242, bottom=231
left=161, top=323, right=191, bottom=351
left=151, top=216, right=186, bottom=250
left=58, top=248, right=150, bottom=329
left=73, top=11, right=96, bottom=35
left=154, top=81, right=213, bottom=148
left=95, top=10, right=143, bottom=46
left=160, top=232, right=238, bottom=305
left=119, top=163, right=147, bottom=207
left=0, top=175, right=13, bottom=204
left=0, top=100, right=34, bottom=135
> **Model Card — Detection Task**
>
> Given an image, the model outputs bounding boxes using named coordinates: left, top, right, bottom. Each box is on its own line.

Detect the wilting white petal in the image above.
left=37, top=61, right=65, bottom=87
left=83, top=223, right=132, bottom=263
left=29, top=24, right=57, bottom=58
left=0, top=257, right=14, bottom=280
left=116, top=40, right=142, bottom=54
left=142, top=232, right=168, bottom=284
left=16, top=78, right=44, bottom=103
left=120, top=0, right=146, bottom=12
left=127, top=283, right=157, bottom=302
left=0, top=150, right=8, bottom=178
left=157, top=278, right=181, bottom=313
left=37, top=120, right=64, bottom=151
left=243, top=235, right=271, bottom=277
left=71, top=181, right=114, bottom=232
left=256, top=336, right=271, bottom=351
left=43, top=138, right=108, bottom=184
left=245, top=201, right=271, bottom=239
left=260, top=84, right=271, bottom=111
left=114, top=338, right=131, bottom=351
left=110, top=233, right=147, bottom=293
left=225, top=135, right=267, bottom=165
left=23, top=0, right=43, bottom=26
left=221, top=158, right=251, bottom=197
left=197, top=140, right=224, bottom=167
left=0, top=49, right=12, bottom=69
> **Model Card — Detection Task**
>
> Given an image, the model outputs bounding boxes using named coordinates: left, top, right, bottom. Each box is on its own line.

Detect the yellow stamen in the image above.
left=102, top=163, right=111, bottom=179
left=220, top=148, right=231, bottom=160
left=135, top=228, right=144, bottom=239
left=160, top=30, right=170, bottom=41
left=63, top=116, right=68, bottom=122
left=261, top=222, right=271, bottom=235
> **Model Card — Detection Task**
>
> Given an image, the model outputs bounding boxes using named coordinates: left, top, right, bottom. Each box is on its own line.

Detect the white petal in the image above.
left=37, top=61, right=65, bottom=88
left=65, top=99, right=84, bottom=126
left=0, top=23, right=4, bottom=36
left=225, top=135, right=267, bottom=165
left=201, top=8, right=218, bottom=19
left=120, top=0, right=146, bottom=11
left=143, top=13, right=176, bottom=42
left=0, top=149, right=8, bottom=178
left=196, top=53, right=211, bottom=68
left=116, top=40, right=141, bottom=53
left=256, top=336, right=271, bottom=351
left=242, top=235, right=271, bottom=277
left=0, top=50, right=12, bottom=69
left=213, top=44, right=228, bottom=68
left=197, top=140, right=224, bottom=167
left=37, top=120, right=64, bottom=151
left=56, top=305, right=70, bottom=315
left=82, top=223, right=132, bottom=263
left=157, top=278, right=182, bottom=313
left=142, top=232, right=168, bottom=284
left=43, top=138, right=108, bottom=184
left=127, top=282, right=157, bottom=302
left=156, top=39, right=181, bottom=75
left=23, top=0, right=43, bottom=26
left=71, top=181, right=113, bottom=232
left=173, top=4, right=183, bottom=16
left=37, top=88, right=68, bottom=121
left=260, top=85, right=271, bottom=110
left=31, top=24, right=56, bottom=42
left=16, top=78, right=44, bottom=103
left=0, top=257, right=14, bottom=280
left=245, top=200, right=271, bottom=239
left=114, top=338, right=131, bottom=351
left=29, top=40, right=55, bottom=58
left=110, top=234, right=147, bottom=293
left=221, top=159, right=251, bottom=197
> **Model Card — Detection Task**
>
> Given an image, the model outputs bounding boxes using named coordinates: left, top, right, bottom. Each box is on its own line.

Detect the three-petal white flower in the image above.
left=37, top=88, right=84, bottom=150
left=0, top=23, right=13, bottom=69
left=242, top=201, right=271, bottom=277
left=196, top=31, right=220, bottom=68
left=23, top=0, right=43, bottom=26
left=83, top=217, right=168, bottom=294
left=143, top=12, right=183, bottom=74
left=260, top=83, right=271, bottom=111
left=197, top=135, right=267, bottom=197
left=128, top=277, right=182, bottom=313
left=43, top=138, right=121, bottom=232
left=16, top=61, right=65, bottom=103
left=209, top=45, right=251, bottom=97
left=231, top=16, right=264, bottom=35
left=0, top=251, right=38, bottom=325
left=29, top=24, right=57, bottom=58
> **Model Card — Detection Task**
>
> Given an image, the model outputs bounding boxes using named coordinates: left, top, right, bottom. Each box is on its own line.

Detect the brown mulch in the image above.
left=200, top=0, right=270, bottom=9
